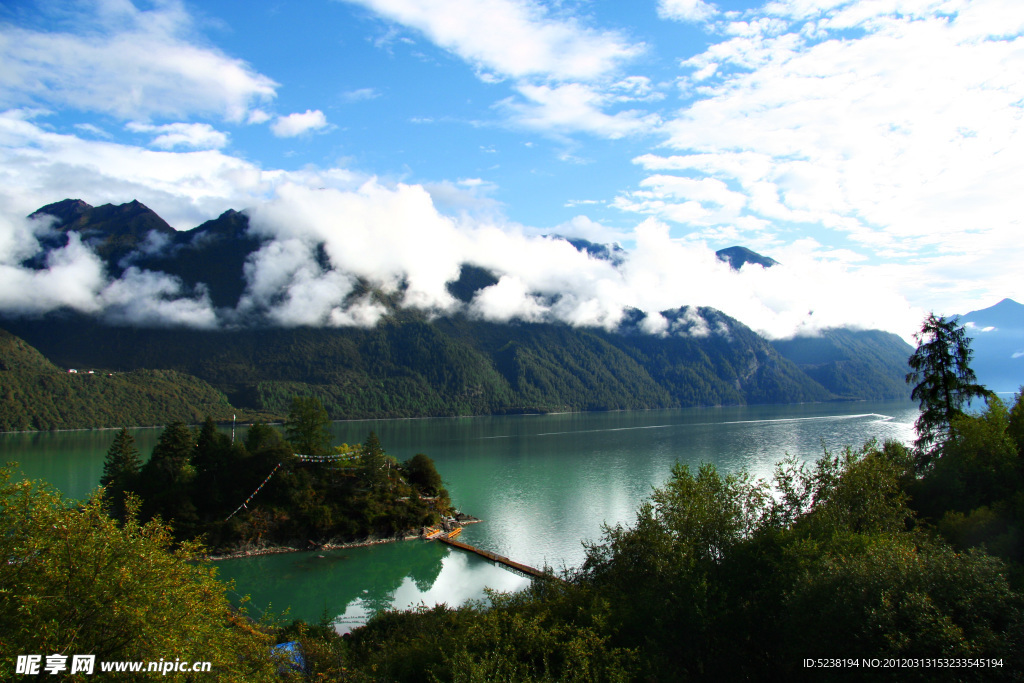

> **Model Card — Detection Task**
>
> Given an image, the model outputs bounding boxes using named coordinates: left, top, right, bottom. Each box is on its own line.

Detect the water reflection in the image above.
left=214, top=541, right=530, bottom=632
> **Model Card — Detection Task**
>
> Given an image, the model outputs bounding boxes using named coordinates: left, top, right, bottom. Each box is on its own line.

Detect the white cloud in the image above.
left=0, top=110, right=276, bottom=228
left=99, top=267, right=218, bottom=328
left=237, top=238, right=383, bottom=327
left=0, top=231, right=107, bottom=315
left=126, top=122, right=229, bottom=150
left=609, top=76, right=664, bottom=102
left=499, top=83, right=661, bottom=139
left=342, top=0, right=643, bottom=81
left=73, top=123, right=112, bottom=139
left=271, top=110, right=330, bottom=137
left=0, top=218, right=218, bottom=327
left=0, top=0, right=277, bottom=122
left=659, top=0, right=718, bottom=23
left=341, top=1, right=656, bottom=140
left=247, top=181, right=467, bottom=318
left=247, top=109, right=273, bottom=125
left=342, top=87, right=381, bottom=102
left=0, top=109, right=366, bottom=228
left=606, top=0, right=1024, bottom=315
left=422, top=177, right=503, bottom=219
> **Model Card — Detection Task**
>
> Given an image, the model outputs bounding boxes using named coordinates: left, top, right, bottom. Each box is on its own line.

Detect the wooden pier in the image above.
left=436, top=534, right=557, bottom=581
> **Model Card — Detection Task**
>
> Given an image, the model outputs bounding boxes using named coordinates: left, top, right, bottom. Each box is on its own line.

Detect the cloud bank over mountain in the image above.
left=2, top=184, right=919, bottom=340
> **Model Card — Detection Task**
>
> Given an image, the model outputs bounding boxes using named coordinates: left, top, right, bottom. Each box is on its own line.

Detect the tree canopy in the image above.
left=284, top=396, right=332, bottom=456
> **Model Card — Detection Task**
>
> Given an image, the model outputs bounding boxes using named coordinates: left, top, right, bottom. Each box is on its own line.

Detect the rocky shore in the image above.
left=206, top=514, right=481, bottom=561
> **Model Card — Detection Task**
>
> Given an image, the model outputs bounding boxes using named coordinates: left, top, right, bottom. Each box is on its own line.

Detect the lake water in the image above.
left=2, top=401, right=919, bottom=631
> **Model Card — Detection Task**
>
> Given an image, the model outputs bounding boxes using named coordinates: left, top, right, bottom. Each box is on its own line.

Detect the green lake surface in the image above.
left=2, top=401, right=919, bottom=632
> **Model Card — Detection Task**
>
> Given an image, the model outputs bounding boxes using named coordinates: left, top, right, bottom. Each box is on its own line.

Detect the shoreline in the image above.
left=0, top=399, right=923, bottom=435
left=206, top=517, right=482, bottom=561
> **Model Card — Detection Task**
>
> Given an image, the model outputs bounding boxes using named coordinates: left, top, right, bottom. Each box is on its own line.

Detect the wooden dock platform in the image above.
left=436, top=534, right=557, bottom=581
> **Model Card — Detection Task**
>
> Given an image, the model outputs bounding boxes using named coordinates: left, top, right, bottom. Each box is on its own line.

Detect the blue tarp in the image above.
left=273, top=641, right=307, bottom=673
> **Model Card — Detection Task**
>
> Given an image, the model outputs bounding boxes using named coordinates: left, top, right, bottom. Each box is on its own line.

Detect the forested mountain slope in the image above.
left=771, top=328, right=914, bottom=400
left=0, top=328, right=236, bottom=431
left=2, top=310, right=831, bottom=421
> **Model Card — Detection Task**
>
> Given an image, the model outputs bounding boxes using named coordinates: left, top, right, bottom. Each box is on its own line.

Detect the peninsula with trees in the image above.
left=100, top=396, right=453, bottom=554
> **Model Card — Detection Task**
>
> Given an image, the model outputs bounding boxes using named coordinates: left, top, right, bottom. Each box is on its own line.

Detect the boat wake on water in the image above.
left=476, top=413, right=899, bottom=440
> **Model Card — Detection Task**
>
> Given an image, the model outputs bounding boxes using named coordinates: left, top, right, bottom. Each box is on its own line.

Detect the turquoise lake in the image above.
left=2, top=401, right=919, bottom=631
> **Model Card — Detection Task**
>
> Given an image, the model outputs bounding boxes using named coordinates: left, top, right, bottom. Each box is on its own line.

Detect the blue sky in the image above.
left=2, top=0, right=1023, bottom=338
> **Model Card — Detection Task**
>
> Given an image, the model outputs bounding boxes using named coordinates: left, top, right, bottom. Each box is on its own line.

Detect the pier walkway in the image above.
left=436, top=534, right=558, bottom=581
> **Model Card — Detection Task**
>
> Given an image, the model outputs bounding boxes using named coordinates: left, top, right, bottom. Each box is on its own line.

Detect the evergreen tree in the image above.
left=193, top=417, right=229, bottom=476
left=100, top=427, right=141, bottom=487
left=404, top=453, right=443, bottom=495
left=99, top=427, right=141, bottom=520
left=144, top=422, right=196, bottom=482
left=138, top=422, right=199, bottom=534
left=906, top=313, right=990, bottom=468
left=284, top=396, right=332, bottom=456
left=245, top=422, right=284, bottom=454
left=193, top=417, right=232, bottom=517
left=360, top=431, right=390, bottom=490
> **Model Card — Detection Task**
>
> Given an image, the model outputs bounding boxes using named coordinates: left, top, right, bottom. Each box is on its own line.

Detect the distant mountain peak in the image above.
left=27, top=198, right=175, bottom=263
left=29, top=199, right=93, bottom=226
left=549, top=235, right=627, bottom=266
left=716, top=246, right=779, bottom=271
left=963, top=298, right=1024, bottom=319
left=29, top=198, right=172, bottom=234
left=957, top=297, right=1024, bottom=393
left=188, top=208, right=251, bottom=243
left=960, top=298, right=1024, bottom=331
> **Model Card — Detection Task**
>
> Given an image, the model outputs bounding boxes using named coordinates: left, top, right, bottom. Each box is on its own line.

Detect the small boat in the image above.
left=447, top=527, right=463, bottom=539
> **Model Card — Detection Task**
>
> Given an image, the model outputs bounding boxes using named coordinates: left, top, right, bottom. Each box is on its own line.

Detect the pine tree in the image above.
left=906, top=313, right=990, bottom=468
left=194, top=416, right=233, bottom=476
left=100, top=427, right=141, bottom=519
left=138, top=422, right=199, bottom=533
left=360, top=431, right=390, bottom=490
left=193, top=417, right=232, bottom=517
left=404, top=453, right=443, bottom=495
left=145, top=422, right=197, bottom=482
left=100, top=427, right=141, bottom=487
left=284, top=396, right=332, bottom=456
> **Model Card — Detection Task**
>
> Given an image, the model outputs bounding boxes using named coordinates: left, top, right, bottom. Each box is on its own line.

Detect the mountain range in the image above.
left=959, top=298, right=1024, bottom=394
left=0, top=199, right=918, bottom=429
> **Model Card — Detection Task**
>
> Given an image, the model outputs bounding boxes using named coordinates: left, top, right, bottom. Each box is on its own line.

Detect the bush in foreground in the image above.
left=0, top=468, right=281, bottom=681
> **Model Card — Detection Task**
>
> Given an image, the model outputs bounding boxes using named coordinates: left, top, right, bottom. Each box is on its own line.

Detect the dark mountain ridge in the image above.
left=716, top=245, right=780, bottom=270
left=30, top=198, right=176, bottom=264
